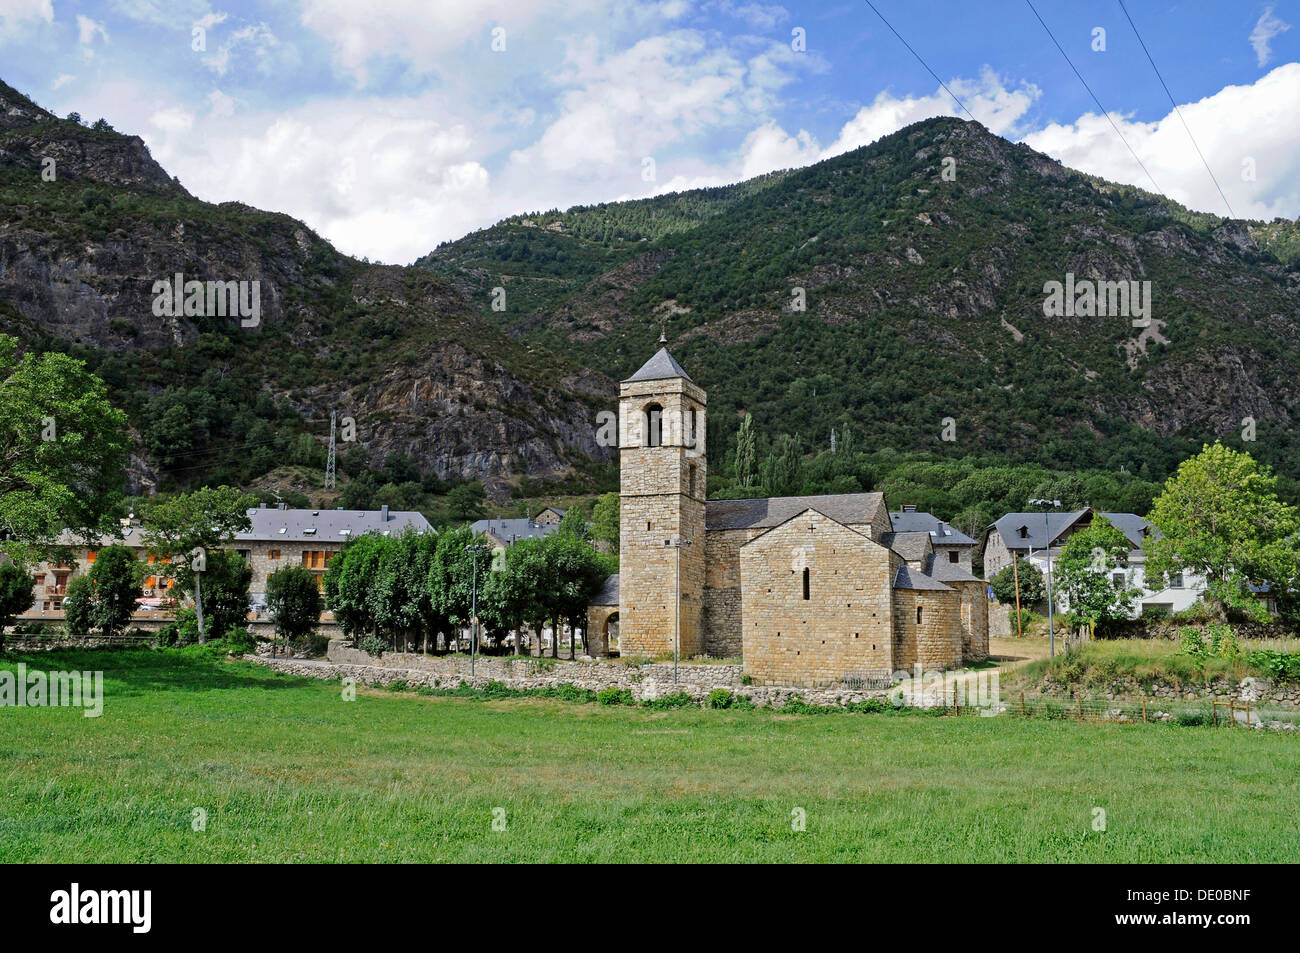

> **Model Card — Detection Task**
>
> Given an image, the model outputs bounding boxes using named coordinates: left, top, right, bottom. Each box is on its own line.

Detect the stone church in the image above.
left=586, top=346, right=988, bottom=688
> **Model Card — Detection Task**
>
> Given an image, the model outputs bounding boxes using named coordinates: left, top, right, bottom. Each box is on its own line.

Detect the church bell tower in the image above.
left=618, top=341, right=707, bottom=658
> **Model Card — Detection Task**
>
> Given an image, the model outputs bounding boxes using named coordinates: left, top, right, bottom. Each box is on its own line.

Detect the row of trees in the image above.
left=323, top=512, right=614, bottom=656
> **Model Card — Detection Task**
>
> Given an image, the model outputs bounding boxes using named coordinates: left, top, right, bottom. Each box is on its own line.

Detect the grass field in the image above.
left=2, top=647, right=1298, bottom=863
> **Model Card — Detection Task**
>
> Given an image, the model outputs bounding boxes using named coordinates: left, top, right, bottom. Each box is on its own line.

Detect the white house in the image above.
left=981, top=508, right=1207, bottom=618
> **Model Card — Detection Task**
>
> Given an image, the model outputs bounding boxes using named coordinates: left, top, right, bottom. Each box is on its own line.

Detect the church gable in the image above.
left=739, top=509, right=896, bottom=687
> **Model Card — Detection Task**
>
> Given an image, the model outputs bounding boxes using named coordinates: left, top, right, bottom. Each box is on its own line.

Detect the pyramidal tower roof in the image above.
left=624, top=347, right=691, bottom=383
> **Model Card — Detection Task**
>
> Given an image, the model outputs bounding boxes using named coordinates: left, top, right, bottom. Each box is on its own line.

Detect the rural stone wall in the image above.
left=1032, top=673, right=1300, bottom=709
left=739, top=511, right=895, bottom=688
left=257, top=653, right=898, bottom=709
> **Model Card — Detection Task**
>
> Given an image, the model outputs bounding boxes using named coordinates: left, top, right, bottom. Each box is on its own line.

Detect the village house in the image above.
left=21, top=504, right=431, bottom=622
left=980, top=508, right=1208, bottom=617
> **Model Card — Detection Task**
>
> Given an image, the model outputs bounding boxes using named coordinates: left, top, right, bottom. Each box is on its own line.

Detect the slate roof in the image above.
left=879, top=531, right=932, bottom=563
left=591, top=573, right=620, bottom=606
left=469, top=517, right=559, bottom=545
left=888, top=510, right=977, bottom=546
left=56, top=507, right=433, bottom=547
left=706, top=492, right=887, bottom=531
left=238, top=506, right=432, bottom=544
left=624, top=347, right=692, bottom=383
left=928, top=556, right=982, bottom=584
left=893, top=565, right=954, bottom=591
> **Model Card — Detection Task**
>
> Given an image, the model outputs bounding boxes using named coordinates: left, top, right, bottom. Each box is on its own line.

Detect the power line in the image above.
left=1024, top=0, right=1164, bottom=196
left=860, top=0, right=979, bottom=123
left=1116, top=0, right=1235, bottom=217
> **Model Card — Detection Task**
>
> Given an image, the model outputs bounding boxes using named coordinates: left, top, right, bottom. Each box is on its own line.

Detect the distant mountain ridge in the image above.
left=0, top=79, right=614, bottom=500
left=417, top=117, right=1300, bottom=483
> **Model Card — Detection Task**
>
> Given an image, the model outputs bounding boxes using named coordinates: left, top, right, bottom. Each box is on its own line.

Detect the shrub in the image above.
left=387, top=679, right=409, bottom=692
left=1142, top=605, right=1173, bottom=621
left=358, top=635, right=386, bottom=657
left=1176, top=709, right=1208, bottom=727
left=1207, top=622, right=1240, bottom=662
left=164, top=608, right=201, bottom=647
left=844, top=697, right=890, bottom=714
left=294, top=632, right=330, bottom=657
left=1179, top=626, right=1207, bottom=661
left=740, top=674, right=753, bottom=685
left=219, top=627, right=256, bottom=655
left=62, top=575, right=94, bottom=637
left=597, top=687, right=635, bottom=706
left=1247, top=649, right=1300, bottom=682
left=1010, top=608, right=1040, bottom=633
left=706, top=688, right=734, bottom=709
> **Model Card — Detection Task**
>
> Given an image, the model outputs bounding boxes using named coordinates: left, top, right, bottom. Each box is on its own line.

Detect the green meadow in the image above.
left=1, top=647, right=1297, bottom=863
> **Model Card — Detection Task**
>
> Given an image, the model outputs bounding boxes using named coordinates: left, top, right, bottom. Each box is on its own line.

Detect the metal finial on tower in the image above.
left=658, top=322, right=667, bottom=346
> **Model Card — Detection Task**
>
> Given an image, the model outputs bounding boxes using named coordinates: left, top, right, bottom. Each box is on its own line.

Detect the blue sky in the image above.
left=2, top=0, right=1297, bottom=263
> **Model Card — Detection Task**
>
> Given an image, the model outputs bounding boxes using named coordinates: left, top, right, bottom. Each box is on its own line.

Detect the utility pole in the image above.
left=1030, top=499, right=1061, bottom=658
left=664, top=536, right=692, bottom=685
left=324, top=411, right=337, bottom=490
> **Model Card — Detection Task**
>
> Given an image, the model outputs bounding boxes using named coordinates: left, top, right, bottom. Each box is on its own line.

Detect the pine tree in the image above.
left=734, top=413, right=756, bottom=487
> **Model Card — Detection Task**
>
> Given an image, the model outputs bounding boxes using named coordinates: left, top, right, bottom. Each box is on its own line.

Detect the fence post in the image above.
left=1077, top=695, right=1083, bottom=721
left=1021, top=691, right=1026, bottom=717
left=1141, top=695, right=1147, bottom=724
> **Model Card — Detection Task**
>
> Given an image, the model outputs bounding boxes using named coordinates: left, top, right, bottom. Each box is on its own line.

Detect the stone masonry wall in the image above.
left=277, top=647, right=898, bottom=709
left=957, top=579, right=989, bottom=662
left=892, top=589, right=962, bottom=672
left=740, top=511, right=895, bottom=688
left=702, top=528, right=759, bottom=658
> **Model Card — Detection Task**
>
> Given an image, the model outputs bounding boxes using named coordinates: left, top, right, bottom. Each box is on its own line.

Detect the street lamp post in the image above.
left=663, top=536, right=692, bottom=685
left=1029, top=499, right=1061, bottom=658
left=467, top=542, right=487, bottom=677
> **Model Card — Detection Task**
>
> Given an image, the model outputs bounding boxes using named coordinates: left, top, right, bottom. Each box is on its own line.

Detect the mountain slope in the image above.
left=418, top=117, right=1300, bottom=484
left=0, top=79, right=614, bottom=499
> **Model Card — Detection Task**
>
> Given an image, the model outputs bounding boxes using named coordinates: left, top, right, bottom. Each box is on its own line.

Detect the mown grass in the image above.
left=1, top=648, right=1298, bottom=863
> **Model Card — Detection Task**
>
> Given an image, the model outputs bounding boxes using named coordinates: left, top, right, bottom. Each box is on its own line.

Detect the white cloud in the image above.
left=77, top=15, right=109, bottom=46
left=51, top=73, right=76, bottom=90
left=1250, top=6, right=1290, bottom=67
left=721, top=68, right=1039, bottom=180
left=110, top=0, right=213, bottom=28
left=712, top=1, right=789, bottom=31
left=0, top=0, right=53, bottom=41
left=203, top=22, right=281, bottom=77
left=207, top=89, right=236, bottom=117
left=193, top=11, right=227, bottom=30
left=1022, top=63, right=1300, bottom=221
left=299, top=0, right=602, bottom=84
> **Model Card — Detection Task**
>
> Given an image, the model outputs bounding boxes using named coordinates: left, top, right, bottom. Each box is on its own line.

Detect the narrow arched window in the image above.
left=802, top=567, right=810, bottom=600
left=917, top=605, right=924, bottom=625
left=644, top=403, right=663, bottom=447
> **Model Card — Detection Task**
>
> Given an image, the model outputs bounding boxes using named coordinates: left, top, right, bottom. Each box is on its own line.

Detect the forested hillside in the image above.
left=419, top=117, right=1300, bottom=502
left=0, top=79, right=614, bottom=506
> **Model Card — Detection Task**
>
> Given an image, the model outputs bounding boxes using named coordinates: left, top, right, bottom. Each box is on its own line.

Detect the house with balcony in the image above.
left=18, top=503, right=432, bottom=622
